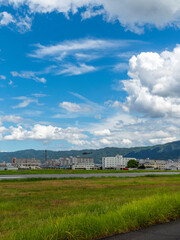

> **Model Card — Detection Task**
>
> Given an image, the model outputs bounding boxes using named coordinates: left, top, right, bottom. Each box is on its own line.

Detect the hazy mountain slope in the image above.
left=0, top=141, right=180, bottom=163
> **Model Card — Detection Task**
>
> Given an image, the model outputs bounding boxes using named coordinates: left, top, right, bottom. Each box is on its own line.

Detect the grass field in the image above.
left=0, top=175, right=180, bottom=240
left=0, top=169, right=180, bottom=175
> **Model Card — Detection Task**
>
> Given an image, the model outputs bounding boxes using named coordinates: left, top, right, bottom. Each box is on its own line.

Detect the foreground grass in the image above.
left=0, top=169, right=180, bottom=175
left=0, top=176, right=180, bottom=240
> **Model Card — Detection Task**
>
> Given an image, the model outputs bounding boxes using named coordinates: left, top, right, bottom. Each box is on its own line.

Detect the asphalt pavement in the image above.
left=101, top=219, right=180, bottom=240
left=0, top=171, right=180, bottom=180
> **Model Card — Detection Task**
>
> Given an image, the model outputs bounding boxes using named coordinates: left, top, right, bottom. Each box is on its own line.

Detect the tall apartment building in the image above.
left=102, top=155, right=136, bottom=169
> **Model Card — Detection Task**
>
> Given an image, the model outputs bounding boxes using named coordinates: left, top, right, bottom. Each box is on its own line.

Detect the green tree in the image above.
left=127, top=159, right=138, bottom=168
left=138, top=164, right=145, bottom=169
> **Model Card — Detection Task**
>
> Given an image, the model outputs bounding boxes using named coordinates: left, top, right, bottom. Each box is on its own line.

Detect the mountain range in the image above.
left=1, top=140, right=180, bottom=164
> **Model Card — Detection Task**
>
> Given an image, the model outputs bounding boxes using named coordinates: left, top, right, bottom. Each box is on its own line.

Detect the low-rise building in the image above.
left=12, top=158, right=41, bottom=169
left=42, top=156, right=96, bottom=170
left=43, top=157, right=72, bottom=169
left=0, top=162, right=7, bottom=171
left=166, top=160, right=180, bottom=170
left=139, top=159, right=166, bottom=169
left=71, top=156, right=96, bottom=170
left=139, top=159, right=180, bottom=170
left=144, top=160, right=167, bottom=170
left=0, top=162, right=20, bottom=171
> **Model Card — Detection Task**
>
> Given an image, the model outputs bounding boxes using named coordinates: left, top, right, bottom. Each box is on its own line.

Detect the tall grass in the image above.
left=10, top=193, right=180, bottom=240
left=0, top=176, right=180, bottom=240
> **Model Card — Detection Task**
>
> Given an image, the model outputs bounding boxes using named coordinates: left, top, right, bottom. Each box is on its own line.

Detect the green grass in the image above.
left=0, top=168, right=180, bottom=175
left=0, top=176, right=180, bottom=240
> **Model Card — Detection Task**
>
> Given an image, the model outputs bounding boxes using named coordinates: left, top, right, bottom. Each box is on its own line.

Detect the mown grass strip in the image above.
left=0, top=169, right=180, bottom=175
left=0, top=174, right=180, bottom=182
left=9, top=193, right=180, bottom=240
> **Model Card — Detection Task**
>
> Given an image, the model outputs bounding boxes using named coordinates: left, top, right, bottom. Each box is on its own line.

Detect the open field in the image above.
left=0, top=169, right=180, bottom=175
left=0, top=176, right=180, bottom=240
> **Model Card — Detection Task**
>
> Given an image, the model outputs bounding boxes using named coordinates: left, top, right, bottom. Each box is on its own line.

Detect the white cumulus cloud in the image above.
left=0, top=12, right=15, bottom=26
left=122, top=45, right=180, bottom=118
left=93, top=129, right=111, bottom=136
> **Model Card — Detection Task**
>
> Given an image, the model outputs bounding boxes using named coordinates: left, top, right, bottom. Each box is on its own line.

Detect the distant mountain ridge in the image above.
left=1, top=140, right=180, bottom=164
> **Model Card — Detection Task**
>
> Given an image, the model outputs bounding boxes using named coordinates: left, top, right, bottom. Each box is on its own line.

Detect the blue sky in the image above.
left=1, top=0, right=180, bottom=151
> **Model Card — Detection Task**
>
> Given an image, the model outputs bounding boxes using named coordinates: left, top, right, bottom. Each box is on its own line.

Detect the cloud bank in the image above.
left=4, top=124, right=88, bottom=146
left=2, top=0, right=180, bottom=32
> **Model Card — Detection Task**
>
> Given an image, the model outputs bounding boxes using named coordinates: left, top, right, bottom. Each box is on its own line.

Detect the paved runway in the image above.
left=101, top=219, right=180, bottom=240
left=0, top=171, right=180, bottom=180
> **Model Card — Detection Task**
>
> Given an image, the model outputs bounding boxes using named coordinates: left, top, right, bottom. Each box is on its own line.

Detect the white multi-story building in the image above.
left=72, top=156, right=96, bottom=170
left=102, top=155, right=136, bottom=169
